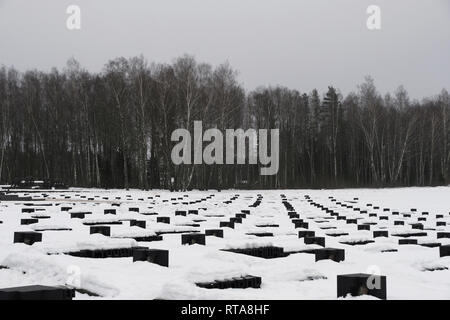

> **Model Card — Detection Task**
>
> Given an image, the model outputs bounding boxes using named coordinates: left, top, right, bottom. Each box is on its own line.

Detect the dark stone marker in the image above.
left=399, top=239, right=418, bottom=245
left=411, top=223, right=424, bottom=230
left=205, top=229, right=224, bottom=238
left=440, top=245, right=450, bottom=257
left=132, top=248, right=169, bottom=267
left=196, top=275, right=261, bottom=290
left=181, top=233, right=206, bottom=245
left=298, top=230, right=315, bottom=238
left=394, top=221, right=405, bottom=226
left=157, top=217, right=170, bottom=224
left=337, top=273, right=386, bottom=300
left=304, top=236, right=325, bottom=247
left=229, top=217, right=242, bottom=224
left=89, top=226, right=110, bottom=236
left=358, top=224, right=370, bottom=231
left=373, top=231, right=388, bottom=238
left=188, top=210, right=198, bottom=215
left=437, top=232, right=450, bottom=239
left=104, top=209, right=116, bottom=215
left=13, top=232, right=42, bottom=245
left=220, top=221, right=235, bottom=229
left=21, top=208, right=35, bottom=213
left=315, top=248, right=345, bottom=262
left=175, top=210, right=187, bottom=216
left=130, top=220, right=146, bottom=229
left=21, top=218, right=39, bottom=225
left=0, top=285, right=75, bottom=300
left=70, top=212, right=85, bottom=219
left=129, top=208, right=139, bottom=213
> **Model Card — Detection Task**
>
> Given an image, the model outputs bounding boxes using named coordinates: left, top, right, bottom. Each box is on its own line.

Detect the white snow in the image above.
left=0, top=186, right=449, bottom=299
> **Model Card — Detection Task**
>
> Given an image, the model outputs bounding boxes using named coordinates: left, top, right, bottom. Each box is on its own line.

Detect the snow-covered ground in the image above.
left=0, top=186, right=449, bottom=300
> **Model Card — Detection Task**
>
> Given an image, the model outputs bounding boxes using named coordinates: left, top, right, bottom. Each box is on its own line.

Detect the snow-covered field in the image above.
left=1, top=186, right=449, bottom=300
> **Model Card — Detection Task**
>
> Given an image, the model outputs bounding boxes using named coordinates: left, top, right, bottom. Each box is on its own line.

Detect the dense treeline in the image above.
left=0, top=55, right=449, bottom=190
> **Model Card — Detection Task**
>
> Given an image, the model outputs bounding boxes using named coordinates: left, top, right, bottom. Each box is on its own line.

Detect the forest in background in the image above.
left=0, top=55, right=449, bottom=190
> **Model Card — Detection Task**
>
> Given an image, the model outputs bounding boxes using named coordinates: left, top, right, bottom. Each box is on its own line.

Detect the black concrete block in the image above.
left=224, top=246, right=285, bottom=259
left=20, top=218, right=39, bottom=225
left=358, top=224, right=371, bottom=231
left=340, top=239, right=375, bottom=246
left=411, top=223, right=424, bottom=230
left=298, top=230, right=315, bottom=238
left=67, top=247, right=136, bottom=258
left=129, top=235, right=163, bottom=242
left=337, top=274, right=386, bottom=300
left=89, top=226, right=110, bottom=236
left=246, top=232, right=273, bottom=237
left=104, top=209, right=116, bottom=215
left=21, top=208, right=35, bottom=213
left=13, top=232, right=42, bottom=245
left=229, top=217, right=242, bottom=224
left=394, top=221, right=405, bottom=226
left=420, top=242, right=441, bottom=248
left=188, top=210, right=198, bottom=215
left=157, top=217, right=170, bottom=224
left=70, top=212, right=85, bottom=219
left=83, top=221, right=122, bottom=226
left=292, top=219, right=309, bottom=229
left=346, top=219, right=357, bottom=224
left=437, top=232, right=450, bottom=239
left=437, top=221, right=446, bottom=227
left=133, top=248, right=169, bottom=267
left=220, top=221, right=234, bottom=229
left=129, top=208, right=139, bottom=213
left=205, top=229, right=224, bottom=238
left=399, top=239, right=417, bottom=245
left=304, top=236, right=325, bottom=247
left=61, top=207, right=72, bottom=212
left=175, top=210, right=187, bottom=216
left=373, top=231, right=388, bottom=238
left=315, top=248, right=345, bottom=262
left=196, top=275, right=261, bottom=290
left=181, top=233, right=206, bottom=245
left=130, top=220, right=146, bottom=229
left=440, top=245, right=450, bottom=257
left=0, top=285, right=75, bottom=300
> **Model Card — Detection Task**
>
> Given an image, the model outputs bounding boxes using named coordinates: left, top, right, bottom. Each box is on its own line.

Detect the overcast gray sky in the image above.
left=0, top=0, right=449, bottom=99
